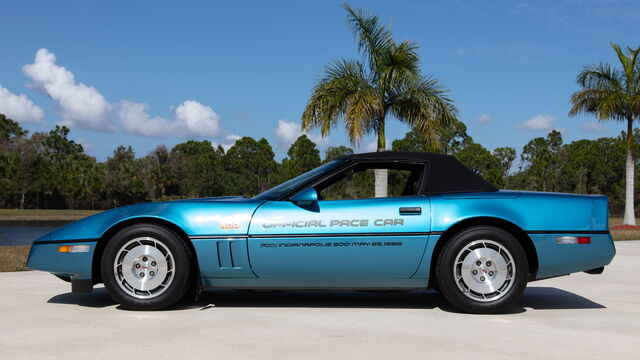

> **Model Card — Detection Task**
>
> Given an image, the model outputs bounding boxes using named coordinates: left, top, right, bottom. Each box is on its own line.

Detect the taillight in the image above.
left=577, top=237, right=591, bottom=244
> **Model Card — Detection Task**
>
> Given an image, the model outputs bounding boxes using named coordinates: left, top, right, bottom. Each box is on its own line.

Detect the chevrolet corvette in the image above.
left=26, top=152, right=616, bottom=313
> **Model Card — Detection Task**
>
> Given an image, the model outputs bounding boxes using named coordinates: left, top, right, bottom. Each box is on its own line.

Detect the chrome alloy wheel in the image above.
left=113, top=237, right=175, bottom=299
left=453, top=239, right=515, bottom=302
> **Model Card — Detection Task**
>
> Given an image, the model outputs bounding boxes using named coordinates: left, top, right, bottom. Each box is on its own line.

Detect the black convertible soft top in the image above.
left=340, top=151, right=498, bottom=194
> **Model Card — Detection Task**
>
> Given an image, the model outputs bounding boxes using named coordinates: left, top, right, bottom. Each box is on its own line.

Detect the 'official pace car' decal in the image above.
left=261, top=218, right=405, bottom=229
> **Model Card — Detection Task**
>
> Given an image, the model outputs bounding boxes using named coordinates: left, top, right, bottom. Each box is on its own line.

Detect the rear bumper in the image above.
left=531, top=233, right=616, bottom=279
left=27, top=241, right=96, bottom=281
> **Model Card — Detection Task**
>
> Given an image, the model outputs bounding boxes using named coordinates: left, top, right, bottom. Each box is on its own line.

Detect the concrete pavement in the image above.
left=1, top=241, right=639, bottom=359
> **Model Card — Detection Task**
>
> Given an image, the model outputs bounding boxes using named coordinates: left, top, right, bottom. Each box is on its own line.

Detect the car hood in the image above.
left=45, top=197, right=266, bottom=241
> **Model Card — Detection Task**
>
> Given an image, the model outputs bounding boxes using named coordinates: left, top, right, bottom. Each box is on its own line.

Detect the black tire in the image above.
left=101, top=223, right=194, bottom=310
left=436, top=226, right=528, bottom=314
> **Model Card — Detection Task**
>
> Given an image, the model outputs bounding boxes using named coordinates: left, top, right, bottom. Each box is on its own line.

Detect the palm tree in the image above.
left=569, top=43, right=640, bottom=225
left=302, top=4, right=457, bottom=197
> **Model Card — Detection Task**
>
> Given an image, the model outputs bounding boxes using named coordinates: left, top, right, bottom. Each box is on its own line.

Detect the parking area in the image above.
left=1, top=241, right=639, bottom=359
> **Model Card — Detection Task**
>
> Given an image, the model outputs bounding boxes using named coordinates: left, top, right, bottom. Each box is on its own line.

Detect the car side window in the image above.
left=316, top=163, right=424, bottom=200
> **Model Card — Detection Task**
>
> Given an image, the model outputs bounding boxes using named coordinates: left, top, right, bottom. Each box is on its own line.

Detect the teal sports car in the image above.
left=27, top=152, right=616, bottom=313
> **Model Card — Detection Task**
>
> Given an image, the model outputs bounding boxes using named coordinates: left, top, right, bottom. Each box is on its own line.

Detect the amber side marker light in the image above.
left=556, top=236, right=591, bottom=245
left=58, top=245, right=90, bottom=253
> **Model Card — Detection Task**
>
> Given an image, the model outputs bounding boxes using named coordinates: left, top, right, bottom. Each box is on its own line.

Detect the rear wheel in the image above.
left=436, top=226, right=528, bottom=313
left=101, top=223, right=194, bottom=310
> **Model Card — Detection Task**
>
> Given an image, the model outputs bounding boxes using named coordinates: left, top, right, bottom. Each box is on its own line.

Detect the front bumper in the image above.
left=27, top=241, right=96, bottom=281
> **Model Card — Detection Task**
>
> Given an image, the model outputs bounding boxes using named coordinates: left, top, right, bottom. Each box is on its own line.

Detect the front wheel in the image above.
left=101, top=223, right=194, bottom=310
left=436, top=226, right=528, bottom=313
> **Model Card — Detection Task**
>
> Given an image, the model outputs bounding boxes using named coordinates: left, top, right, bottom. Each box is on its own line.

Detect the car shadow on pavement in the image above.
left=517, top=286, right=605, bottom=310
left=196, top=289, right=451, bottom=311
left=48, top=286, right=116, bottom=308
left=46, top=286, right=605, bottom=313
left=192, top=286, right=604, bottom=314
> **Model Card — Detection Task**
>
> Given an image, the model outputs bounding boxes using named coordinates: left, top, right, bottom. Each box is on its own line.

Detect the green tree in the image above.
left=0, top=114, right=28, bottom=207
left=170, top=140, right=224, bottom=198
left=43, top=126, right=85, bottom=209
left=302, top=4, right=457, bottom=197
left=557, top=137, right=624, bottom=196
left=57, top=153, right=103, bottom=209
left=520, top=131, right=563, bottom=192
left=279, top=135, right=321, bottom=182
left=44, top=126, right=83, bottom=159
left=455, top=142, right=505, bottom=188
left=224, top=137, right=277, bottom=196
left=140, top=146, right=175, bottom=199
left=13, top=137, right=41, bottom=209
left=569, top=43, right=640, bottom=225
left=392, top=121, right=470, bottom=154
left=105, top=146, right=147, bottom=207
left=324, top=145, right=354, bottom=163
left=27, top=132, right=53, bottom=208
left=493, top=147, right=516, bottom=187
left=0, top=114, right=27, bottom=146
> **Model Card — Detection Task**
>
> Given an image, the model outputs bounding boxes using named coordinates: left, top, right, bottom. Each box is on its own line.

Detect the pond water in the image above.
left=0, top=220, right=72, bottom=246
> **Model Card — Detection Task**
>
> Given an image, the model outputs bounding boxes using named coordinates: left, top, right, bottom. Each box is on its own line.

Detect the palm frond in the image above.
left=576, top=63, right=623, bottom=91
left=342, top=3, right=392, bottom=73
left=611, top=43, right=640, bottom=85
left=303, top=5, right=460, bottom=151
left=389, top=76, right=458, bottom=149
left=377, top=40, right=421, bottom=93
left=571, top=44, right=640, bottom=123
left=302, top=58, right=381, bottom=144
left=569, top=89, right=625, bottom=121
left=344, top=88, right=382, bottom=143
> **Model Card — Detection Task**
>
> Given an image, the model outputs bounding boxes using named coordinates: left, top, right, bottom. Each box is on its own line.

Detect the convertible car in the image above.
left=27, top=152, right=615, bottom=313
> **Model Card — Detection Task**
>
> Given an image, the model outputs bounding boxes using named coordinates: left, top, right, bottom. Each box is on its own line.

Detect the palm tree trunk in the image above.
left=374, top=119, right=388, bottom=198
left=623, top=118, right=636, bottom=225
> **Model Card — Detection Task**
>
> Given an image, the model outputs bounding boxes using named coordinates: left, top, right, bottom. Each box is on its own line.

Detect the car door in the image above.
left=247, top=162, right=431, bottom=286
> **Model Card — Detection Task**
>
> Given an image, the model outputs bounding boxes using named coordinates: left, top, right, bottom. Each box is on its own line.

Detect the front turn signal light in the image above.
left=58, top=245, right=90, bottom=253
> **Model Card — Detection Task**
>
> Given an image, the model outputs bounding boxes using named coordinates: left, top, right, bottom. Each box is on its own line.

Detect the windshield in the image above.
left=253, top=160, right=347, bottom=201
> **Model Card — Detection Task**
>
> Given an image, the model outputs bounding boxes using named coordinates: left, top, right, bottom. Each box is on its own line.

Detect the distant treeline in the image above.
left=0, top=114, right=636, bottom=215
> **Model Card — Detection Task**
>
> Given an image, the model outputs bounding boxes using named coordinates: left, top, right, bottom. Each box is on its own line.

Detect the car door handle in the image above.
left=399, top=207, right=422, bottom=215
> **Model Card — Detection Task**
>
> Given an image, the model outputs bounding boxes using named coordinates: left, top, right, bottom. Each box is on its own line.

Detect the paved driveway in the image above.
left=1, top=241, right=639, bottom=359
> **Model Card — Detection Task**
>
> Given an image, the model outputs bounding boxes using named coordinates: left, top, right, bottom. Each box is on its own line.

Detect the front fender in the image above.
left=47, top=200, right=263, bottom=241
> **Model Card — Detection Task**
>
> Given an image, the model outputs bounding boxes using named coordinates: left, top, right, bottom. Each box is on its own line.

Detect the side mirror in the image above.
left=290, top=188, right=318, bottom=205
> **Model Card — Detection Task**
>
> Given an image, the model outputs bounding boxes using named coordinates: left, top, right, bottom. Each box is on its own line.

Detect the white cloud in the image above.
left=275, top=119, right=327, bottom=147
left=581, top=121, right=610, bottom=133
left=476, top=113, right=491, bottom=124
left=276, top=119, right=303, bottom=144
left=0, top=85, right=44, bottom=124
left=175, top=100, right=221, bottom=138
left=22, top=48, right=113, bottom=131
left=517, top=114, right=559, bottom=131
left=19, top=49, right=232, bottom=141
left=363, top=140, right=378, bottom=152
left=118, top=99, right=226, bottom=140
left=117, top=101, right=174, bottom=137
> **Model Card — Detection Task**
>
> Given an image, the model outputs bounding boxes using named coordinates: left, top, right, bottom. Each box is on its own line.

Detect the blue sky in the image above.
left=1, top=0, right=639, bottom=161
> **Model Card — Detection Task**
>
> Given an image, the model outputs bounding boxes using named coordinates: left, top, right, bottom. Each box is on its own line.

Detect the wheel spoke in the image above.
left=113, top=236, right=175, bottom=300
left=453, top=239, right=516, bottom=303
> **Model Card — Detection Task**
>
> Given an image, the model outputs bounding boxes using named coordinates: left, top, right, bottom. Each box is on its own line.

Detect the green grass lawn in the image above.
left=0, top=209, right=101, bottom=221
